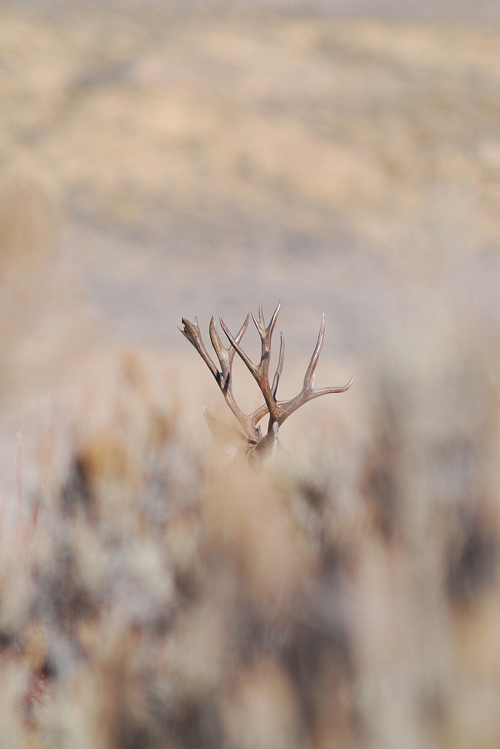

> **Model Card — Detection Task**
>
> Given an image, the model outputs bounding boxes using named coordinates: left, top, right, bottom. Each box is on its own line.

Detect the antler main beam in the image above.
left=181, top=302, right=353, bottom=459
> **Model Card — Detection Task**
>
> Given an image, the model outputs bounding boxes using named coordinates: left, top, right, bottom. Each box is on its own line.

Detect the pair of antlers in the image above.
left=180, top=302, right=353, bottom=458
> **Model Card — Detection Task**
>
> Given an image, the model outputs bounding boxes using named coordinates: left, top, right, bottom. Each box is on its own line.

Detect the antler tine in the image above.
left=235, top=314, right=251, bottom=344
left=182, top=313, right=261, bottom=439
left=219, top=316, right=258, bottom=377
left=312, top=374, right=355, bottom=397
left=209, top=316, right=224, bottom=375
left=221, top=302, right=282, bottom=423
left=209, top=313, right=250, bottom=385
left=271, top=332, right=284, bottom=399
left=303, top=311, right=326, bottom=391
left=180, top=316, right=218, bottom=379
left=250, top=300, right=281, bottom=339
left=275, top=312, right=354, bottom=424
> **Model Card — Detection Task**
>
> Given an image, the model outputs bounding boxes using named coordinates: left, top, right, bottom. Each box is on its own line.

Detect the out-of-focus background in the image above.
left=1, top=0, right=499, bottom=379
left=1, top=2, right=500, bottom=748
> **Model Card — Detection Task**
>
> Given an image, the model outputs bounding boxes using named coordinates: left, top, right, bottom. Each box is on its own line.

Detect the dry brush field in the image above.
left=1, top=4, right=500, bottom=748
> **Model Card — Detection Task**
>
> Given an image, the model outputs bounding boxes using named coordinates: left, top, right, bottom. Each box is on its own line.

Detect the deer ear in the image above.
left=203, top=408, right=246, bottom=447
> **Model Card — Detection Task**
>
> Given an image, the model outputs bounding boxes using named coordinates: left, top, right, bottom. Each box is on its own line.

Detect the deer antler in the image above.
left=181, top=303, right=354, bottom=459
left=180, top=312, right=263, bottom=445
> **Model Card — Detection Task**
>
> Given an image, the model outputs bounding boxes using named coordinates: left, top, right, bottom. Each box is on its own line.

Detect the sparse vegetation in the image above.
left=0, top=332, right=499, bottom=749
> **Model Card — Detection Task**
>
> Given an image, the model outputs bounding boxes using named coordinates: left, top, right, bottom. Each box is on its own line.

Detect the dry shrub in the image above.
left=0, top=317, right=499, bottom=749
left=0, top=331, right=498, bottom=749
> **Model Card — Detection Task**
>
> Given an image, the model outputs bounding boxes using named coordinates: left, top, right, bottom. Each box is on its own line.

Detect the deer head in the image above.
left=180, top=302, right=353, bottom=461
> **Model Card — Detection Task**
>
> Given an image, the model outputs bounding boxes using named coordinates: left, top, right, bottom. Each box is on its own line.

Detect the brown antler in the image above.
left=180, top=312, right=263, bottom=445
left=181, top=303, right=354, bottom=459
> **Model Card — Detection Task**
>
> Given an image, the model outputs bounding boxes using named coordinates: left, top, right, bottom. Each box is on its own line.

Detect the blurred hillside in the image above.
left=7, top=0, right=500, bottom=22
left=0, top=3, right=499, bottom=369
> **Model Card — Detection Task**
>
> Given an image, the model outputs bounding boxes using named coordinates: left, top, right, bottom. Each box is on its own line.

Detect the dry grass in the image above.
left=0, top=332, right=497, bottom=748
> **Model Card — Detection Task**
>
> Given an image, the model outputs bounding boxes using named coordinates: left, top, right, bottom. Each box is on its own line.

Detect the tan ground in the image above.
left=3, top=7, right=500, bottom=241
left=0, top=4, right=498, bottom=384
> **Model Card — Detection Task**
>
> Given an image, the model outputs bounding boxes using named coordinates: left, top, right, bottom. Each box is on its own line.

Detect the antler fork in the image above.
left=180, top=302, right=354, bottom=460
